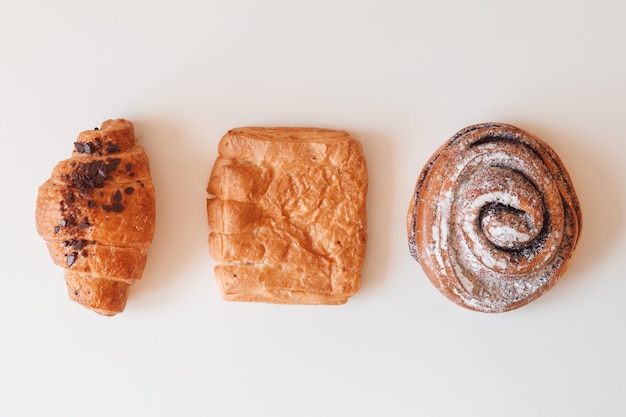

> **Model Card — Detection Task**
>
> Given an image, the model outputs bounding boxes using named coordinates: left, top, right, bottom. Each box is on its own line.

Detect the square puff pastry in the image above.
left=207, top=127, right=368, bottom=304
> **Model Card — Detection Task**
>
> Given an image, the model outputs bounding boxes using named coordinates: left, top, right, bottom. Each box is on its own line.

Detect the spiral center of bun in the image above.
left=480, top=203, right=535, bottom=249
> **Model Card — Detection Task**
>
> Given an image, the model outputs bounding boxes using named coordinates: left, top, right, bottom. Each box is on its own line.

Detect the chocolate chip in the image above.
left=94, top=127, right=99, bottom=131
left=74, top=289, right=79, bottom=295
left=67, top=192, right=75, bottom=203
left=81, top=250, right=88, bottom=257
left=112, top=189, right=123, bottom=203
left=107, top=158, right=121, bottom=172
left=74, top=142, right=85, bottom=153
left=124, top=187, right=134, bottom=195
left=110, top=203, right=124, bottom=213
left=54, top=226, right=60, bottom=234
left=101, top=205, right=111, bottom=212
left=125, top=163, right=133, bottom=171
left=77, top=221, right=90, bottom=230
left=87, top=200, right=97, bottom=208
left=72, top=240, right=85, bottom=250
left=87, top=162, right=99, bottom=179
left=60, top=219, right=67, bottom=227
left=66, top=252, right=77, bottom=267
left=106, top=141, right=120, bottom=153
left=84, top=143, right=92, bottom=154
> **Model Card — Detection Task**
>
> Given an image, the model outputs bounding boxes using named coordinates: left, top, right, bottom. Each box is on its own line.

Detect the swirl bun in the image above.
left=408, top=123, right=582, bottom=312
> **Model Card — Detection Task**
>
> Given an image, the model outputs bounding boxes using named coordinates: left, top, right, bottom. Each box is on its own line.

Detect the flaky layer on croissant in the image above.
left=36, top=119, right=156, bottom=316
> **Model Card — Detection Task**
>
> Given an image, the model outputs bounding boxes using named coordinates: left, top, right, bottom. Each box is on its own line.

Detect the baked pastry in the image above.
left=36, top=119, right=156, bottom=316
left=207, top=127, right=368, bottom=304
left=407, top=123, right=582, bottom=312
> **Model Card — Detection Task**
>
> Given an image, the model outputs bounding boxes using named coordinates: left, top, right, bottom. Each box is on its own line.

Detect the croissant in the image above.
left=408, top=123, right=582, bottom=312
left=36, top=119, right=156, bottom=316
left=207, top=127, right=368, bottom=304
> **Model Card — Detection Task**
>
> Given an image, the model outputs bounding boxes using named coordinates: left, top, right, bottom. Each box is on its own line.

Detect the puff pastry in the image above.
left=408, top=123, right=582, bottom=312
left=207, top=127, right=368, bottom=304
left=36, top=119, right=156, bottom=316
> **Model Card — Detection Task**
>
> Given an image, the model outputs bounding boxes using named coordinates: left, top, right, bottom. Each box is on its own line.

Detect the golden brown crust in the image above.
left=408, top=123, right=582, bottom=313
left=36, top=119, right=156, bottom=316
left=65, top=272, right=130, bottom=316
left=207, top=127, right=368, bottom=304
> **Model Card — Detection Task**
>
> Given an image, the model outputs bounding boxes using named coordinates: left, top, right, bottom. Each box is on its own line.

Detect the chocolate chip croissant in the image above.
left=36, top=119, right=156, bottom=316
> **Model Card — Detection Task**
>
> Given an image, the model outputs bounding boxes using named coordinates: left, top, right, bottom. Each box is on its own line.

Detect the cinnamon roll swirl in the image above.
left=407, top=123, right=582, bottom=312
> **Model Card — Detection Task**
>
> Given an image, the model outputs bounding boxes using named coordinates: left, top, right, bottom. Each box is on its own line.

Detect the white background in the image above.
left=2, top=1, right=625, bottom=416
